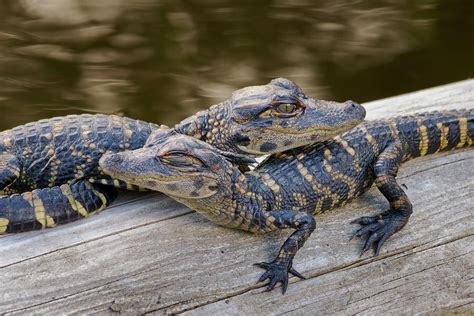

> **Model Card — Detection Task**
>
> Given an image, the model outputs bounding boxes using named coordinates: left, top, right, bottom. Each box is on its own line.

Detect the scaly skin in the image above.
left=173, top=78, right=365, bottom=155
left=100, top=109, right=474, bottom=294
left=0, top=114, right=158, bottom=194
left=0, top=78, right=366, bottom=233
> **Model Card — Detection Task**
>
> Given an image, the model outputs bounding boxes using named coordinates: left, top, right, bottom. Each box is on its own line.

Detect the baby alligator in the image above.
left=0, top=78, right=366, bottom=233
left=100, top=109, right=474, bottom=293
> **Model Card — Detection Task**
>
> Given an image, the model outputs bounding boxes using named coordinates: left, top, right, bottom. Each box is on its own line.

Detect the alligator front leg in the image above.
left=351, top=140, right=412, bottom=256
left=0, top=153, right=20, bottom=192
left=0, top=180, right=117, bottom=233
left=254, top=210, right=316, bottom=294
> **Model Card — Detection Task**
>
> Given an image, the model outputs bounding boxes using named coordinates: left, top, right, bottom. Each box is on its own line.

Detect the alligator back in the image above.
left=251, top=109, right=474, bottom=216
left=0, top=114, right=158, bottom=192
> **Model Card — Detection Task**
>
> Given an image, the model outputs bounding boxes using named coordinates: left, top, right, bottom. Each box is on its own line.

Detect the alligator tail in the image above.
left=401, top=109, right=474, bottom=159
left=0, top=181, right=117, bottom=233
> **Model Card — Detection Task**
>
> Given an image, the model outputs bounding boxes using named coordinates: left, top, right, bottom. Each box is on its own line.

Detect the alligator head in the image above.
left=100, top=129, right=239, bottom=200
left=173, top=77, right=366, bottom=155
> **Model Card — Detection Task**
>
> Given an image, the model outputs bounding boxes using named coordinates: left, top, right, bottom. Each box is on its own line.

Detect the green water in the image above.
left=0, top=0, right=472, bottom=131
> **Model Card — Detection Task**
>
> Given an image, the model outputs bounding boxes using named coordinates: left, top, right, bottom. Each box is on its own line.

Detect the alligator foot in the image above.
left=350, top=211, right=409, bottom=257
left=254, top=259, right=305, bottom=294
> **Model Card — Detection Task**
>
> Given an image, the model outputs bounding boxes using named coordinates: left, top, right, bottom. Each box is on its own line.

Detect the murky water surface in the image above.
left=0, top=0, right=472, bottom=130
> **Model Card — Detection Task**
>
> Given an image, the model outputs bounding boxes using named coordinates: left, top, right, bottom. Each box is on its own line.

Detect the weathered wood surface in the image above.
left=1, top=80, right=473, bottom=315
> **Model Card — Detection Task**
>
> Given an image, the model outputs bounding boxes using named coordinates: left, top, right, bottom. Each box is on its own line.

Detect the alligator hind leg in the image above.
left=0, top=153, right=20, bottom=191
left=254, top=210, right=316, bottom=294
left=0, top=180, right=118, bottom=233
left=351, top=141, right=412, bottom=256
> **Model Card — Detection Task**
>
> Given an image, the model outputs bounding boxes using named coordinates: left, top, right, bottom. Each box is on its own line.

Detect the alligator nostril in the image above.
left=108, top=154, right=123, bottom=164
left=346, top=101, right=361, bottom=111
left=347, top=100, right=359, bottom=108
left=344, top=100, right=365, bottom=118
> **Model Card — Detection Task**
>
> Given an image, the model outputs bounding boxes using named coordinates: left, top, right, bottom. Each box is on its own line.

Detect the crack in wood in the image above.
left=158, top=235, right=474, bottom=314
left=0, top=209, right=194, bottom=269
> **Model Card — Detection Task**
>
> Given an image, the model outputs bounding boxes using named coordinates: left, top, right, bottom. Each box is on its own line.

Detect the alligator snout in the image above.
left=106, top=154, right=123, bottom=164
left=99, top=152, right=124, bottom=172
left=344, top=100, right=366, bottom=120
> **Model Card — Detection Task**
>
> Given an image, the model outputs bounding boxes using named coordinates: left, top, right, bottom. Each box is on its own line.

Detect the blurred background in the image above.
left=0, top=0, right=472, bottom=130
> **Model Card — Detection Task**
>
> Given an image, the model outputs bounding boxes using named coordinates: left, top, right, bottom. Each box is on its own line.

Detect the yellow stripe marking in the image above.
left=436, top=122, right=449, bottom=152
left=261, top=173, right=280, bottom=193
left=294, top=157, right=333, bottom=213
left=388, top=120, right=400, bottom=138
left=323, top=160, right=332, bottom=173
left=87, top=189, right=108, bottom=216
left=417, top=119, right=429, bottom=156
left=0, top=218, right=9, bottom=233
left=261, top=173, right=282, bottom=209
left=60, top=184, right=89, bottom=217
left=32, top=192, right=56, bottom=228
left=296, top=161, right=314, bottom=183
left=124, top=129, right=133, bottom=139
left=456, top=118, right=468, bottom=148
left=22, top=191, right=33, bottom=203
left=324, top=149, right=333, bottom=161
left=360, top=126, right=379, bottom=153
left=334, top=136, right=355, bottom=156
left=3, top=137, right=12, bottom=149
left=323, top=160, right=357, bottom=200
left=334, top=136, right=361, bottom=172
left=52, top=123, right=65, bottom=134
left=94, top=190, right=108, bottom=205
left=292, top=192, right=307, bottom=208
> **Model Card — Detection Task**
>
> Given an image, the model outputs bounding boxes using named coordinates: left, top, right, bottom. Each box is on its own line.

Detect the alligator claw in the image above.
left=350, top=215, right=381, bottom=226
left=350, top=212, right=408, bottom=257
left=254, top=262, right=269, bottom=269
left=255, top=260, right=301, bottom=294
left=289, top=267, right=306, bottom=280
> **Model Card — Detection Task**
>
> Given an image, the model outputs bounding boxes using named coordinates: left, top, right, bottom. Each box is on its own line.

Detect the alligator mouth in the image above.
left=236, top=120, right=362, bottom=155
left=236, top=145, right=269, bottom=155
left=135, top=174, right=219, bottom=199
left=107, top=173, right=187, bottom=184
left=264, top=119, right=362, bottom=135
left=107, top=172, right=218, bottom=190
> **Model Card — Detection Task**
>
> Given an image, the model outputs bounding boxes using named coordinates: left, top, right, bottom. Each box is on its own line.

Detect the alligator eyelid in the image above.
left=162, top=152, right=207, bottom=167
left=272, top=95, right=304, bottom=108
left=249, top=104, right=273, bottom=120
left=297, top=93, right=307, bottom=99
left=159, top=152, right=183, bottom=161
left=291, top=94, right=306, bottom=108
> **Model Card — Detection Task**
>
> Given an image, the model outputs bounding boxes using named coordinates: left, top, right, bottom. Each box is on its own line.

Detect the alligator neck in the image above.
left=171, top=167, right=266, bottom=229
left=174, top=100, right=233, bottom=151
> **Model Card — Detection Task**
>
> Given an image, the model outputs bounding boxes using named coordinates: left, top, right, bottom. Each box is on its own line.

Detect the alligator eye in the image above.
left=270, top=103, right=300, bottom=117
left=278, top=103, right=296, bottom=113
left=160, top=152, right=205, bottom=171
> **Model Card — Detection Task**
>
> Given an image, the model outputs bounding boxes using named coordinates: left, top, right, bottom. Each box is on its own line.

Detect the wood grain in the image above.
left=1, top=80, right=473, bottom=315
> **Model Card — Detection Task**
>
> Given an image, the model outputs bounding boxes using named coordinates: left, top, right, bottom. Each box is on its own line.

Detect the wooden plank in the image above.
left=188, top=236, right=474, bottom=315
left=0, top=80, right=473, bottom=314
left=365, top=79, right=474, bottom=119
left=0, top=192, right=193, bottom=267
